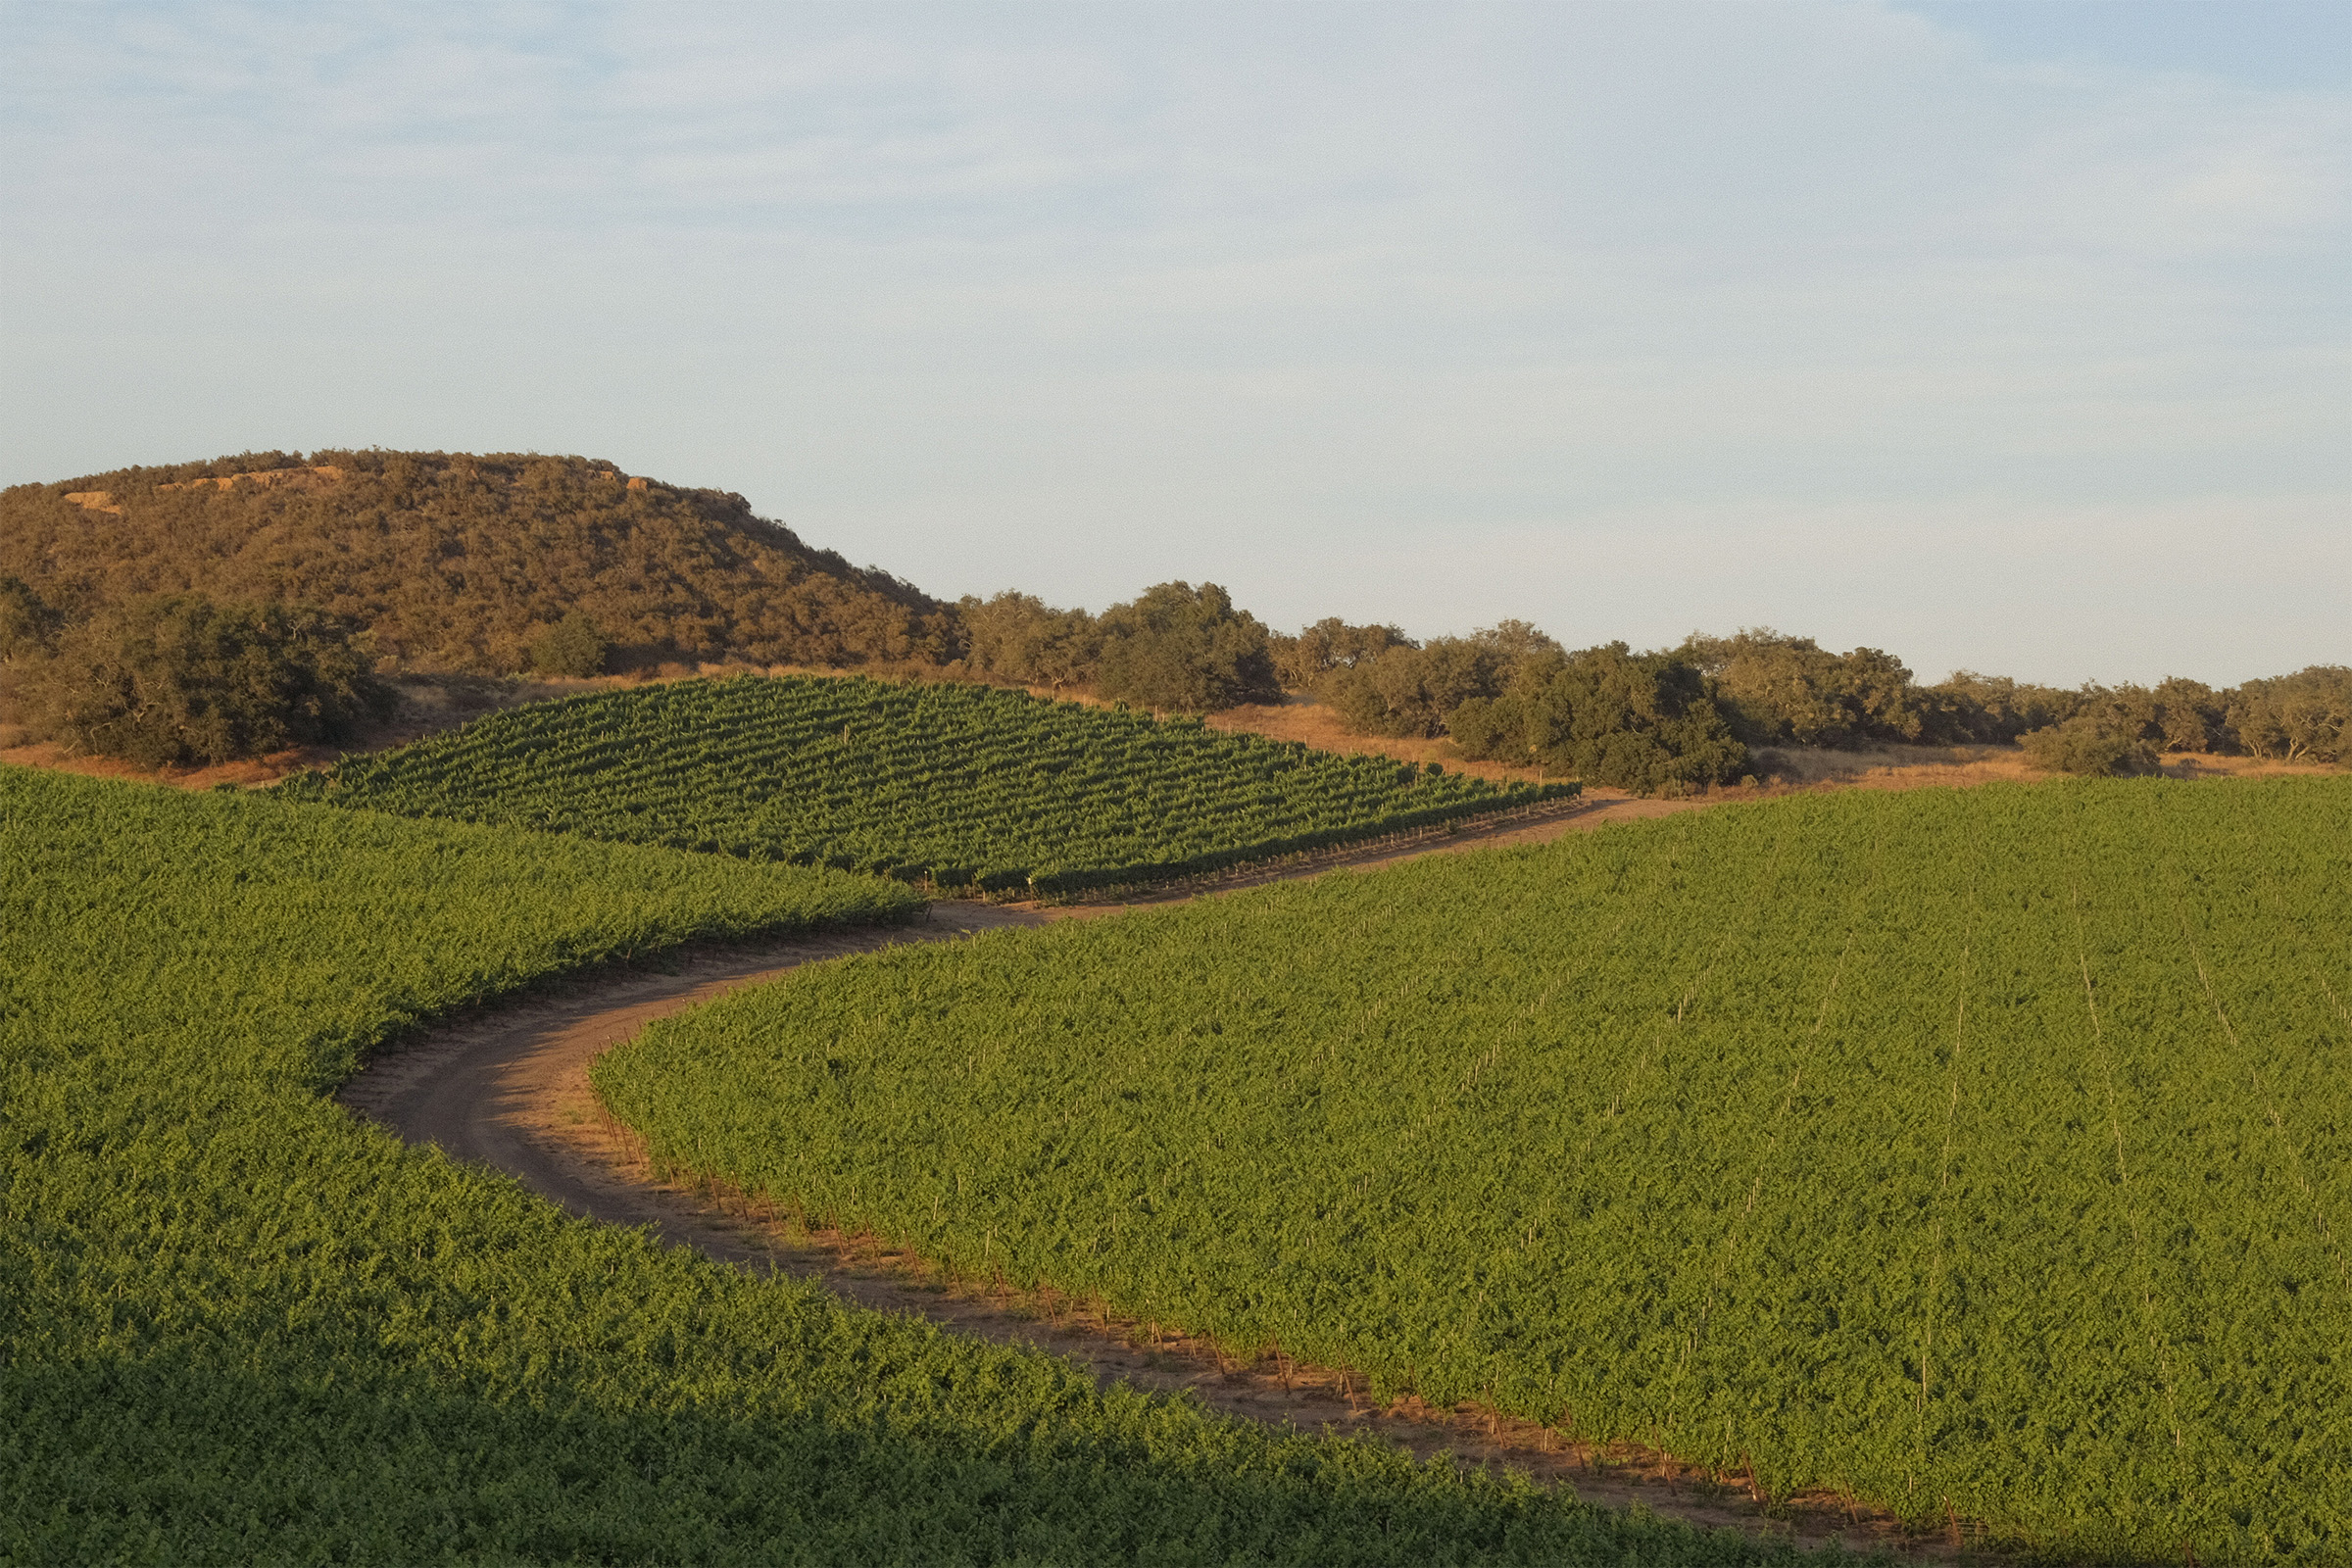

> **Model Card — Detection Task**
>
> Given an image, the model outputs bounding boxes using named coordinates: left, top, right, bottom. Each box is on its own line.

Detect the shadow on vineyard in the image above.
left=22, top=1348, right=1807, bottom=1566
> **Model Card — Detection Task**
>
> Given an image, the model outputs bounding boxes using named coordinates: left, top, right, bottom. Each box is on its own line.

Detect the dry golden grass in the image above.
left=1749, top=740, right=2337, bottom=793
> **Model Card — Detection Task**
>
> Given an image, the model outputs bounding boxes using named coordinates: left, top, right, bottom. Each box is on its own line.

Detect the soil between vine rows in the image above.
left=339, top=799, right=2003, bottom=1563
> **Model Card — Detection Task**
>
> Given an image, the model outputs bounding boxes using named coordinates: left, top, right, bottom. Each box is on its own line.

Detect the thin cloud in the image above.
left=0, top=1, right=2340, bottom=686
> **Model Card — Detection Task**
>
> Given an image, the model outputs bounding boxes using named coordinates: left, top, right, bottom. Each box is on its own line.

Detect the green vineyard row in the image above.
left=277, top=674, right=1577, bottom=893
left=599, top=776, right=2352, bottom=1565
left=0, top=767, right=1817, bottom=1565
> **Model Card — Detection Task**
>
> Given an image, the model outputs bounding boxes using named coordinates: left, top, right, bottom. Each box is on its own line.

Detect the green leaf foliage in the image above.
left=528, top=609, right=610, bottom=677
left=0, top=766, right=1825, bottom=1565
left=1323, top=637, right=1505, bottom=739
left=278, top=674, right=1575, bottom=895
left=2227, top=665, right=2352, bottom=763
left=1271, top=615, right=1414, bottom=692
left=11, top=592, right=395, bottom=767
left=1449, top=642, right=1747, bottom=794
left=1092, top=581, right=1281, bottom=712
left=1676, top=630, right=1929, bottom=748
left=2018, top=712, right=2163, bottom=776
left=1311, top=621, right=1563, bottom=741
left=600, top=776, right=2352, bottom=1564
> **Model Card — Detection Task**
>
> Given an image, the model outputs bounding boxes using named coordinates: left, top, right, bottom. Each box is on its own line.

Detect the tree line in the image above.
left=1294, top=622, right=2346, bottom=787
left=879, top=596, right=2349, bottom=791
left=8, top=567, right=2340, bottom=785
left=2, top=450, right=2341, bottom=780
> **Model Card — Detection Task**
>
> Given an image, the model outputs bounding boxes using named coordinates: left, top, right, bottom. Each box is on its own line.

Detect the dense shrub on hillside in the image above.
left=10, top=449, right=2335, bottom=753
left=1449, top=642, right=1747, bottom=794
left=956, top=581, right=1279, bottom=713
left=1268, top=615, right=1411, bottom=692
left=2227, top=664, right=2351, bottom=762
left=1315, top=620, right=1561, bottom=738
left=2017, top=712, right=2162, bottom=776
left=2007, top=671, right=2345, bottom=771
left=1093, top=581, right=1280, bottom=712
left=528, top=610, right=610, bottom=677
left=2142, top=676, right=2230, bottom=752
left=1924, top=670, right=2233, bottom=752
left=1912, top=670, right=2082, bottom=743
left=0, top=450, right=949, bottom=674
left=4, top=589, right=394, bottom=766
left=0, top=575, right=63, bottom=666
left=955, top=590, right=1103, bottom=697
left=1669, top=635, right=2241, bottom=758
left=2016, top=680, right=2230, bottom=774
left=1677, top=629, right=1932, bottom=747
left=1320, top=638, right=1502, bottom=738
left=1309, top=613, right=2339, bottom=783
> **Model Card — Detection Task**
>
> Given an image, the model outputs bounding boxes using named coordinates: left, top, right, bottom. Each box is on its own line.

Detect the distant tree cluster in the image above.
left=1301, top=621, right=2346, bottom=785
left=1676, top=630, right=1931, bottom=748
left=6, top=448, right=2340, bottom=785
left=1682, top=634, right=2348, bottom=773
left=0, top=578, right=394, bottom=766
left=2224, top=666, right=2352, bottom=762
left=955, top=592, right=1102, bottom=698
left=1306, top=620, right=1559, bottom=740
left=1270, top=620, right=1746, bottom=793
left=1270, top=616, right=1414, bottom=693
left=952, top=581, right=1279, bottom=712
left=1449, top=643, right=1747, bottom=795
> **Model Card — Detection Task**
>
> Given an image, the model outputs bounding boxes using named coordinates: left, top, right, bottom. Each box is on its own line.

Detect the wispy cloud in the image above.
left=1, top=0, right=2341, bottom=684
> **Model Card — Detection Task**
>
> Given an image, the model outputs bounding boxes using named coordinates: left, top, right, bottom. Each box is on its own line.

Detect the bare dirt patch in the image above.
left=154, top=464, right=346, bottom=495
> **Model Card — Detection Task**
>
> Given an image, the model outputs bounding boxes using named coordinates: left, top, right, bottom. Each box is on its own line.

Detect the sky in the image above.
left=1, top=1, right=2344, bottom=687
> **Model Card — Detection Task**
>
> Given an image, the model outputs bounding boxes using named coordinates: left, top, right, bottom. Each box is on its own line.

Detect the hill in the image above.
left=0, top=449, right=947, bottom=673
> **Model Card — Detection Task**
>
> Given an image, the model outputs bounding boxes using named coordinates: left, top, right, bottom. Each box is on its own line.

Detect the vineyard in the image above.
left=276, top=674, right=1573, bottom=893
left=598, top=775, right=2352, bottom=1565
left=1, top=766, right=1822, bottom=1565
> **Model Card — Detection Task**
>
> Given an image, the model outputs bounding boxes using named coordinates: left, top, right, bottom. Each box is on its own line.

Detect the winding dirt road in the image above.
left=338, top=797, right=1967, bottom=1560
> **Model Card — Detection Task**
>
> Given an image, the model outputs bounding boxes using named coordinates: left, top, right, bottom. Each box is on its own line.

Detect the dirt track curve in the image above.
left=339, top=796, right=1979, bottom=1561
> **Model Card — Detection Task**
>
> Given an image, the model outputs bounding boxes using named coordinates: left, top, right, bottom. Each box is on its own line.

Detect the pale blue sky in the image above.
left=2, top=2, right=2343, bottom=686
